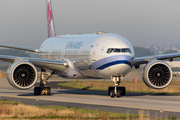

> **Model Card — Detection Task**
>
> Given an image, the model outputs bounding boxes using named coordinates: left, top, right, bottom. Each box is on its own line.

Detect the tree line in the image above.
left=133, top=46, right=179, bottom=57
left=0, top=49, right=30, bottom=57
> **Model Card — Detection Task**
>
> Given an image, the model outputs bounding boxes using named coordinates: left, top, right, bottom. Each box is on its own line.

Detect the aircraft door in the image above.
left=93, top=44, right=99, bottom=54
left=48, top=43, right=53, bottom=59
left=61, top=44, right=67, bottom=60
left=89, top=44, right=99, bottom=62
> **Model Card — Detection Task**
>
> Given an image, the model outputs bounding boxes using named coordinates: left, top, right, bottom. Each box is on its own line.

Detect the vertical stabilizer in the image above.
left=47, top=0, right=56, bottom=38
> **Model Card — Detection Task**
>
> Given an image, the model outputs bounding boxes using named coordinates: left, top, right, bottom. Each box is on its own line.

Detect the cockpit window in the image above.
left=107, top=49, right=111, bottom=53
left=114, top=49, right=121, bottom=52
left=107, top=48, right=131, bottom=53
left=121, top=48, right=126, bottom=52
left=110, top=48, right=114, bottom=53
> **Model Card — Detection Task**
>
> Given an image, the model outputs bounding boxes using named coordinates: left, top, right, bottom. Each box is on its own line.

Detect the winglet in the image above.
left=47, top=0, right=56, bottom=38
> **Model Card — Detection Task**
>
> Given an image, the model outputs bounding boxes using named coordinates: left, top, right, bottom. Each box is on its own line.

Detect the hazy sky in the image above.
left=0, top=0, right=180, bottom=48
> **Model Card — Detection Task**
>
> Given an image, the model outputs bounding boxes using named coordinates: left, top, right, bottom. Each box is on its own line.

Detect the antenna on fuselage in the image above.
left=47, top=0, right=56, bottom=38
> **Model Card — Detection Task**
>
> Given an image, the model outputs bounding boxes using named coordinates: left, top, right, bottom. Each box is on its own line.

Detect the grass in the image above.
left=0, top=98, right=21, bottom=105
left=58, top=80, right=180, bottom=95
left=0, top=99, right=178, bottom=120
left=0, top=99, right=142, bottom=119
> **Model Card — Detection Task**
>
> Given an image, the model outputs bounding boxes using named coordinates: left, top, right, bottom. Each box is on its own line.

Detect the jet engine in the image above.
left=7, top=60, right=38, bottom=90
left=142, top=60, right=172, bottom=89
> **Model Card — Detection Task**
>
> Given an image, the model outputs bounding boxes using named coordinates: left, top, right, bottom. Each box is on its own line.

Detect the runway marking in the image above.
left=2, top=95, right=180, bottom=113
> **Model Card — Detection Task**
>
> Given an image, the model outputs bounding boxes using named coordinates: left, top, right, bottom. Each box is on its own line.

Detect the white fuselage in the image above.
left=39, top=33, right=135, bottom=79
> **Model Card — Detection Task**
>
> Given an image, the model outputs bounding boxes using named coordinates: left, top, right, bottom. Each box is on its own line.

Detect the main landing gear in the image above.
left=108, top=76, right=126, bottom=98
left=34, top=69, right=55, bottom=95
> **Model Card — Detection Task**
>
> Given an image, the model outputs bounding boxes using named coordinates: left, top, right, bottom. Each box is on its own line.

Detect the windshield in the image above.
left=107, top=48, right=131, bottom=53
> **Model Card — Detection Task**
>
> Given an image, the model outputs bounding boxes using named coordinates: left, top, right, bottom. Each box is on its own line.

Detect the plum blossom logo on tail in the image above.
left=47, top=0, right=55, bottom=38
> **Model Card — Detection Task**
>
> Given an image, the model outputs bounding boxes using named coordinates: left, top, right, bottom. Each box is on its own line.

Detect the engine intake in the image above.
left=142, top=60, right=172, bottom=89
left=7, top=60, right=38, bottom=90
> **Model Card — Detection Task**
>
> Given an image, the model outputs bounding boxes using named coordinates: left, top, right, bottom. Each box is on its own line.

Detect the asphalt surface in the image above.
left=0, top=77, right=180, bottom=119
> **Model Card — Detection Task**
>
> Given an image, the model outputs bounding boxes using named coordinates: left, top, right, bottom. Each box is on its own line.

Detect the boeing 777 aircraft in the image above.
left=0, top=0, right=180, bottom=98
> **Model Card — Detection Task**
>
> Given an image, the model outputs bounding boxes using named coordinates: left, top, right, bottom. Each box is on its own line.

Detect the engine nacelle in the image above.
left=142, top=60, right=172, bottom=89
left=7, top=60, right=38, bottom=90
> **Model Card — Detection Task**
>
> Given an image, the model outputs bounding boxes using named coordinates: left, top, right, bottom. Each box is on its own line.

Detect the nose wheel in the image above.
left=108, top=76, right=126, bottom=98
left=108, top=86, right=126, bottom=98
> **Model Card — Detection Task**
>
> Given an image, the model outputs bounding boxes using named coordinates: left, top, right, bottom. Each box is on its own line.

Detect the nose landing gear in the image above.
left=108, top=76, right=126, bottom=98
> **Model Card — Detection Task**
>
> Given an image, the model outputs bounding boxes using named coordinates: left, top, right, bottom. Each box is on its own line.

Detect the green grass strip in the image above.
left=58, top=81, right=180, bottom=95
left=58, top=81, right=107, bottom=91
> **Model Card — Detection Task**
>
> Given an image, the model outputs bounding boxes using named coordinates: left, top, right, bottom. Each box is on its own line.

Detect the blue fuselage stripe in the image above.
left=96, top=60, right=132, bottom=70
left=89, top=55, right=134, bottom=70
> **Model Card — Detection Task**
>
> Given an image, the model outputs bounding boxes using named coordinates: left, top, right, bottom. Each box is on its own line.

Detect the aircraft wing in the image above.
left=134, top=53, right=180, bottom=65
left=0, top=44, right=68, bottom=72
left=0, top=55, right=67, bottom=73
left=0, top=44, right=40, bottom=53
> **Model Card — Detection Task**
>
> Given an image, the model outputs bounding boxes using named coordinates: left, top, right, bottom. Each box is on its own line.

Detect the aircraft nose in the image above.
left=90, top=55, right=134, bottom=78
left=98, top=63, right=132, bottom=78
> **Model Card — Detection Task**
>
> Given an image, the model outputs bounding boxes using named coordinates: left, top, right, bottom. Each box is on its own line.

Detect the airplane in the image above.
left=0, top=0, right=180, bottom=98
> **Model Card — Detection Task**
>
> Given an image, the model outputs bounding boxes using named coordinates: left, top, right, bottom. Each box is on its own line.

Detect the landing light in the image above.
left=63, top=62, right=69, bottom=67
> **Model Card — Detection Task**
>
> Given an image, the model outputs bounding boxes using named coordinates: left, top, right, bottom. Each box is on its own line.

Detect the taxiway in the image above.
left=0, top=77, right=180, bottom=118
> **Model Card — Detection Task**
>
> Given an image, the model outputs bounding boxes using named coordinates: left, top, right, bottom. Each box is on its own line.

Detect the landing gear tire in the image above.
left=47, top=87, right=51, bottom=95
left=34, top=87, right=51, bottom=95
left=108, top=87, right=114, bottom=95
left=120, top=87, right=126, bottom=96
left=108, top=86, right=126, bottom=98
left=34, top=87, right=42, bottom=95
left=109, top=76, right=126, bottom=98
left=43, top=87, right=51, bottom=95
left=116, top=89, right=121, bottom=98
left=110, top=90, right=115, bottom=98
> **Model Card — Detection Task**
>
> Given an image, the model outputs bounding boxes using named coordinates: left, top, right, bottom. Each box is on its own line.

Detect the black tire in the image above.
left=46, top=87, right=51, bottom=95
left=116, top=89, right=121, bottom=98
left=34, top=87, right=42, bottom=95
left=120, top=87, right=126, bottom=96
left=108, top=87, right=114, bottom=95
left=110, top=90, right=115, bottom=98
left=42, top=87, right=51, bottom=95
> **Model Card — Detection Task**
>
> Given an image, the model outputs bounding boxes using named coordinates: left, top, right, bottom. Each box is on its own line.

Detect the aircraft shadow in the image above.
left=17, top=90, right=173, bottom=97
left=17, top=81, right=175, bottom=97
